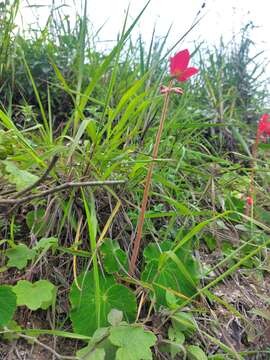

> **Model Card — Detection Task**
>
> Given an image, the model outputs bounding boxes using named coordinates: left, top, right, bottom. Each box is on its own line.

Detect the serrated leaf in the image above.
left=108, top=309, right=123, bottom=326
left=5, top=244, right=36, bottom=269
left=109, top=325, right=156, bottom=360
left=13, top=280, right=56, bottom=310
left=70, top=271, right=137, bottom=336
left=0, top=286, right=17, bottom=326
left=187, top=345, right=208, bottom=360
left=3, top=161, right=39, bottom=191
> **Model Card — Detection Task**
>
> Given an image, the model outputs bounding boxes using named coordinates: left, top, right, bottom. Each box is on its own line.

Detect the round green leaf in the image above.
left=108, top=309, right=123, bottom=326
left=5, top=244, right=36, bottom=270
left=0, top=286, right=17, bottom=326
left=13, top=280, right=56, bottom=310
left=70, top=271, right=137, bottom=336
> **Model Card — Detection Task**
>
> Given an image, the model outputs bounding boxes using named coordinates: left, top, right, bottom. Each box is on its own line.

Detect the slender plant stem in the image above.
left=247, top=129, right=260, bottom=217
left=129, top=79, right=174, bottom=275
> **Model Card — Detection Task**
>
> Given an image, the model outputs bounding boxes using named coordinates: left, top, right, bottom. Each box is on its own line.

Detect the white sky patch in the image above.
left=16, top=0, right=269, bottom=77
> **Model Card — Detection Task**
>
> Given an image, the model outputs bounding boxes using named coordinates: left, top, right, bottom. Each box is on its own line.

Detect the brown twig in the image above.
left=0, top=180, right=126, bottom=206
left=129, top=79, right=174, bottom=275
left=0, top=155, right=59, bottom=197
left=17, top=333, right=79, bottom=360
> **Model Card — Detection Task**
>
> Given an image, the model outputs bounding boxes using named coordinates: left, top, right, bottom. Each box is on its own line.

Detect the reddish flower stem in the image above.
left=129, top=79, right=174, bottom=275
left=247, top=129, right=260, bottom=215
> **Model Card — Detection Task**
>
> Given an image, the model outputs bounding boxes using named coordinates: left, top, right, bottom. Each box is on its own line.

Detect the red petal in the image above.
left=258, top=113, right=270, bottom=134
left=177, top=67, right=199, bottom=82
left=260, top=114, right=270, bottom=123
left=170, top=49, right=190, bottom=76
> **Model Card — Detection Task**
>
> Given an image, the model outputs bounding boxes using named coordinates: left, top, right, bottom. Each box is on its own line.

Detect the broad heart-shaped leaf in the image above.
left=100, top=239, right=128, bottom=274
left=69, top=271, right=137, bottom=336
left=109, top=325, right=156, bottom=360
left=5, top=244, right=36, bottom=269
left=0, top=286, right=17, bottom=326
left=3, top=160, right=39, bottom=191
left=13, top=280, right=56, bottom=310
left=142, top=259, right=198, bottom=308
left=186, top=345, right=208, bottom=360
left=142, top=241, right=200, bottom=308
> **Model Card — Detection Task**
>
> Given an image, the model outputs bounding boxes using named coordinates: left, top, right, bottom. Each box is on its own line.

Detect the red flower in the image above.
left=170, top=49, right=199, bottom=82
left=258, top=113, right=270, bottom=141
left=246, top=196, right=253, bottom=206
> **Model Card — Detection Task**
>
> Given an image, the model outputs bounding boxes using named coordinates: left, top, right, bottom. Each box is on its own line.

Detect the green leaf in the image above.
left=70, top=271, right=137, bottom=336
left=171, top=312, right=197, bottom=335
left=86, top=119, right=97, bottom=143
left=0, top=286, right=17, bottom=326
left=3, top=160, right=39, bottom=191
left=187, top=345, right=208, bottom=360
left=142, top=241, right=200, bottom=308
left=13, top=280, right=56, bottom=310
left=76, top=328, right=110, bottom=359
left=108, top=309, right=123, bottom=326
left=34, top=237, right=58, bottom=251
left=142, top=259, right=197, bottom=308
left=77, top=347, right=105, bottom=360
left=100, top=239, right=128, bottom=274
left=109, top=325, right=156, bottom=360
left=167, top=326, right=185, bottom=358
left=2, top=320, right=22, bottom=341
left=5, top=244, right=36, bottom=269
left=143, top=241, right=173, bottom=264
